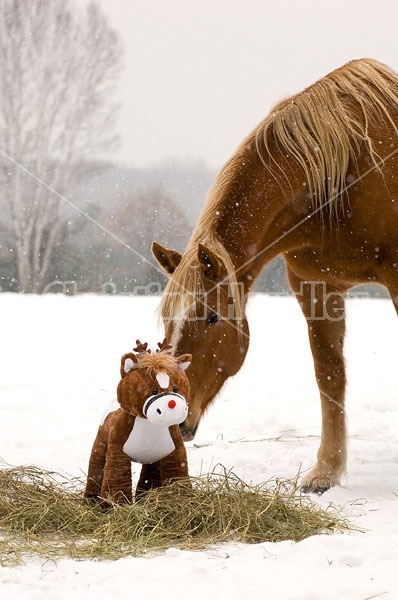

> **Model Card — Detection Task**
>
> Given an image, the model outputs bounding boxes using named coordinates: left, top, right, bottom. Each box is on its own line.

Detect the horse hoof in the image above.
left=301, top=483, right=330, bottom=496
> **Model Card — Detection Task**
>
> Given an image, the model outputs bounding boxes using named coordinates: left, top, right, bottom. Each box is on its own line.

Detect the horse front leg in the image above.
left=288, top=270, right=347, bottom=493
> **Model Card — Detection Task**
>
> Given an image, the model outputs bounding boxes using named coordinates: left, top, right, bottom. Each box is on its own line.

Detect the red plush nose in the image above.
left=168, top=399, right=176, bottom=409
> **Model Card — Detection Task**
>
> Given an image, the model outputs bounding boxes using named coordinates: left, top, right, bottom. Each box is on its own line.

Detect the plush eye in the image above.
left=172, top=386, right=179, bottom=393
left=206, top=312, right=220, bottom=325
left=151, top=388, right=159, bottom=395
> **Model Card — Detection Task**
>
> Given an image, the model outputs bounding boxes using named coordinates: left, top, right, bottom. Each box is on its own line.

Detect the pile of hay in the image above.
left=0, top=464, right=349, bottom=565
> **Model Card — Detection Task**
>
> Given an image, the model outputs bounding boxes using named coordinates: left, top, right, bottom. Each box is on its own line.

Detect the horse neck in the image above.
left=210, top=147, right=304, bottom=291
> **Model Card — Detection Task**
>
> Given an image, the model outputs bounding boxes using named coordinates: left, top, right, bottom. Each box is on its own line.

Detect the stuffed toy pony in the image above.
left=85, top=339, right=192, bottom=503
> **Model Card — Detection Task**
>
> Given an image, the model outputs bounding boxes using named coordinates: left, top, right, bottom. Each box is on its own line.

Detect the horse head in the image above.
left=117, top=339, right=192, bottom=427
left=153, top=242, right=249, bottom=440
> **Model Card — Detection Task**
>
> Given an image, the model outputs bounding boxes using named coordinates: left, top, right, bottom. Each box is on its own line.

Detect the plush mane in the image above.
left=160, top=59, right=398, bottom=326
left=136, top=351, right=182, bottom=374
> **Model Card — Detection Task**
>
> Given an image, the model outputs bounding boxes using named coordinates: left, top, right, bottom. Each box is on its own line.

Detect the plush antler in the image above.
left=133, top=340, right=151, bottom=354
left=156, top=338, right=173, bottom=354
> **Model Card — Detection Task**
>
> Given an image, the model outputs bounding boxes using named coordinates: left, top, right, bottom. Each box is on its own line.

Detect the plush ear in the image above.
left=152, top=241, right=182, bottom=275
left=197, top=243, right=225, bottom=282
left=177, top=353, right=192, bottom=371
left=120, top=352, right=138, bottom=377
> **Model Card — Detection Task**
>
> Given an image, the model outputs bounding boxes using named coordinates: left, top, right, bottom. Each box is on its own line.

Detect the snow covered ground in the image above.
left=0, top=292, right=397, bottom=599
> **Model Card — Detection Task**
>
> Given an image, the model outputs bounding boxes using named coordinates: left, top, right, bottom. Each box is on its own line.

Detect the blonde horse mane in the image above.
left=255, top=58, right=398, bottom=216
left=160, top=59, right=398, bottom=325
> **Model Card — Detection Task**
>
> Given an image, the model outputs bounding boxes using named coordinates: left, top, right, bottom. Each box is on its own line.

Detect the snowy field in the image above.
left=0, top=292, right=397, bottom=600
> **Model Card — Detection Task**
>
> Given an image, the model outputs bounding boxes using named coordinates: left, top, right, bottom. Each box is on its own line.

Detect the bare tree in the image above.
left=0, top=0, right=122, bottom=292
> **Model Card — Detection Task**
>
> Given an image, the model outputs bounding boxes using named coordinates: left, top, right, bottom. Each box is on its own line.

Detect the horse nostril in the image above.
left=179, top=422, right=198, bottom=441
left=168, top=399, right=176, bottom=409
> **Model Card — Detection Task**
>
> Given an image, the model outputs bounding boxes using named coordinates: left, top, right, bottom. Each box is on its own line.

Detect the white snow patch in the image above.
left=99, top=399, right=119, bottom=426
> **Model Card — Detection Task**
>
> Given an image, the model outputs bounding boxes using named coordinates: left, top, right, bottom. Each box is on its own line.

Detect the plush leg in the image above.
left=135, top=436, right=189, bottom=500
left=100, top=444, right=133, bottom=503
left=85, top=431, right=107, bottom=500
left=288, top=270, right=347, bottom=493
left=135, top=463, right=162, bottom=501
left=159, top=439, right=189, bottom=486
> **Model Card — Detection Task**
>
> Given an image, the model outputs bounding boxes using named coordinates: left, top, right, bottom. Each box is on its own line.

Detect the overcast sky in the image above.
left=95, top=0, right=398, bottom=169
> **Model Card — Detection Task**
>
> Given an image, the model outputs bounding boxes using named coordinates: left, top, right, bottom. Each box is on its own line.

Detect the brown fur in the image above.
left=153, top=58, right=398, bottom=493
left=85, top=343, right=192, bottom=503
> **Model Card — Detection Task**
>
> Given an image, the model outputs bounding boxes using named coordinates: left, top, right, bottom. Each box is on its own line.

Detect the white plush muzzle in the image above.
left=143, top=392, right=188, bottom=426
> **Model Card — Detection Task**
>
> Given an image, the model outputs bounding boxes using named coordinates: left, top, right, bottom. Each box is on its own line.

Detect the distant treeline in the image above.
left=0, top=158, right=387, bottom=297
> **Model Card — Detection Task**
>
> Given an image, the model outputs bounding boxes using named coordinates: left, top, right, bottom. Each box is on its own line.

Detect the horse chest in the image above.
left=123, top=417, right=176, bottom=464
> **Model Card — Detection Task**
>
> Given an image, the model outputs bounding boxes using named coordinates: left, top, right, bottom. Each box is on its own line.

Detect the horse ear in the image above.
left=177, top=353, right=192, bottom=371
left=198, top=243, right=225, bottom=282
left=120, top=352, right=138, bottom=377
left=152, top=241, right=182, bottom=275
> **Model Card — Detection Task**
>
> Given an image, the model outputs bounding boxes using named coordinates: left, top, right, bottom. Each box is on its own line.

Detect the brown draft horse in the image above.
left=152, top=58, right=398, bottom=494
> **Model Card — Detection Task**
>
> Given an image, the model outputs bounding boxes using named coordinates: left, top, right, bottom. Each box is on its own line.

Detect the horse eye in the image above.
left=206, top=312, right=220, bottom=325
left=151, top=388, right=159, bottom=395
left=172, top=386, right=179, bottom=393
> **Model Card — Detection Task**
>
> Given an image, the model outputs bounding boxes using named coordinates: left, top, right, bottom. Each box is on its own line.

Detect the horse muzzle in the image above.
left=143, top=391, right=188, bottom=426
left=179, top=420, right=199, bottom=441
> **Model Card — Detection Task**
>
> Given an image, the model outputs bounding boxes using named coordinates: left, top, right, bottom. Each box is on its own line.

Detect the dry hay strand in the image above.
left=0, top=464, right=350, bottom=565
